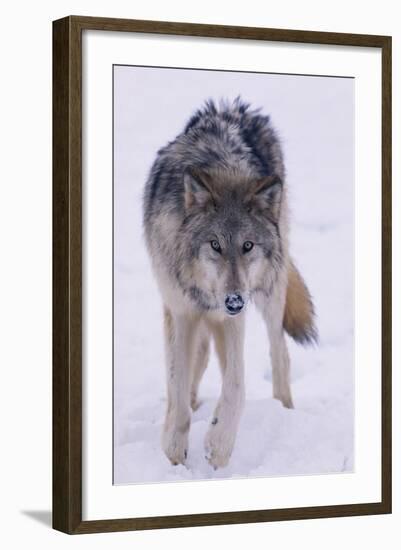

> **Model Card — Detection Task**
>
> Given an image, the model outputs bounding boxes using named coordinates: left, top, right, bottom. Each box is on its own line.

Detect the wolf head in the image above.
left=178, top=166, right=284, bottom=316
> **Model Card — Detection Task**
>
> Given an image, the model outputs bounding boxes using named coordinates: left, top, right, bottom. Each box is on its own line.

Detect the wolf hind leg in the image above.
left=162, top=306, right=198, bottom=465
left=190, top=324, right=210, bottom=411
left=255, top=279, right=294, bottom=409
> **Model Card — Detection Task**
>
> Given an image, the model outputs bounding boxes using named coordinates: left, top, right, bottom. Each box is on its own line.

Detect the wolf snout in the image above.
left=225, top=293, right=244, bottom=315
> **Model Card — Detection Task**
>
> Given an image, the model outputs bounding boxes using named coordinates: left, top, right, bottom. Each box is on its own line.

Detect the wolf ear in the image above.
left=183, top=168, right=214, bottom=210
left=250, top=175, right=282, bottom=219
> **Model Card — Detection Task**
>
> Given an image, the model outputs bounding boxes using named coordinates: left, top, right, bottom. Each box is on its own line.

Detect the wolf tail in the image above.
left=283, top=261, right=317, bottom=346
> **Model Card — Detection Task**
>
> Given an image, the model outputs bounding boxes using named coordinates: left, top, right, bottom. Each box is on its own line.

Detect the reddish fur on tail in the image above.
left=283, top=261, right=317, bottom=345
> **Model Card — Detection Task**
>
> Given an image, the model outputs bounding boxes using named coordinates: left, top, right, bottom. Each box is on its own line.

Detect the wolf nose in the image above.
left=225, top=293, right=244, bottom=315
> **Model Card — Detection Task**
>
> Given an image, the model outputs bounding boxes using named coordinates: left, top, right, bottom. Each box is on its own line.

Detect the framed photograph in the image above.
left=53, top=16, right=392, bottom=534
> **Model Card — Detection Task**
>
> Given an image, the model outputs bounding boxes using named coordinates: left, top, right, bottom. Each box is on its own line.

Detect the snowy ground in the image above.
left=113, top=66, right=354, bottom=484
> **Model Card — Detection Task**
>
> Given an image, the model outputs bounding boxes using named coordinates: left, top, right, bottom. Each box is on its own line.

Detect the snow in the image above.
left=113, top=66, right=354, bottom=484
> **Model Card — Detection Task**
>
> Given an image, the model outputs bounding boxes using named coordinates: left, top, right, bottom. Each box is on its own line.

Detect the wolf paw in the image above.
left=274, top=391, right=294, bottom=409
left=162, top=428, right=189, bottom=466
left=204, top=421, right=235, bottom=469
left=190, top=395, right=202, bottom=411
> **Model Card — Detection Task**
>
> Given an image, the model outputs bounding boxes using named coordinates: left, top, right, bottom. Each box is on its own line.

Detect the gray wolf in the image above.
left=143, top=98, right=317, bottom=469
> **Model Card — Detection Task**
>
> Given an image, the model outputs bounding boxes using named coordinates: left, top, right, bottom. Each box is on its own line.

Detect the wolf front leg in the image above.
left=162, top=307, right=198, bottom=465
left=255, top=283, right=294, bottom=409
left=190, top=323, right=210, bottom=411
left=205, top=316, right=245, bottom=469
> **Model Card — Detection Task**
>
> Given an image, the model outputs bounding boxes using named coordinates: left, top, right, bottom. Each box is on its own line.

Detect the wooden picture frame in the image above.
left=53, top=15, right=392, bottom=534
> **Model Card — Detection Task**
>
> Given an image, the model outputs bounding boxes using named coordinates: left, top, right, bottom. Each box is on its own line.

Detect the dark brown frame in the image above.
left=53, top=15, right=392, bottom=534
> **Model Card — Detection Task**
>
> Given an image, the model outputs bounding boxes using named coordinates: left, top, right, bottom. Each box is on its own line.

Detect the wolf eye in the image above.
left=243, top=241, right=254, bottom=253
left=210, top=240, right=222, bottom=253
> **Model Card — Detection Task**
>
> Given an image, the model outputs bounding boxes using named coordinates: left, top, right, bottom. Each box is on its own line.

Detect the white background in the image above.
left=86, top=37, right=372, bottom=519
left=0, top=0, right=398, bottom=548
left=83, top=30, right=382, bottom=520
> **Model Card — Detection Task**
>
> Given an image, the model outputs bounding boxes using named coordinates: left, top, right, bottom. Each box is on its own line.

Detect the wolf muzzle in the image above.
left=225, top=293, right=244, bottom=315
